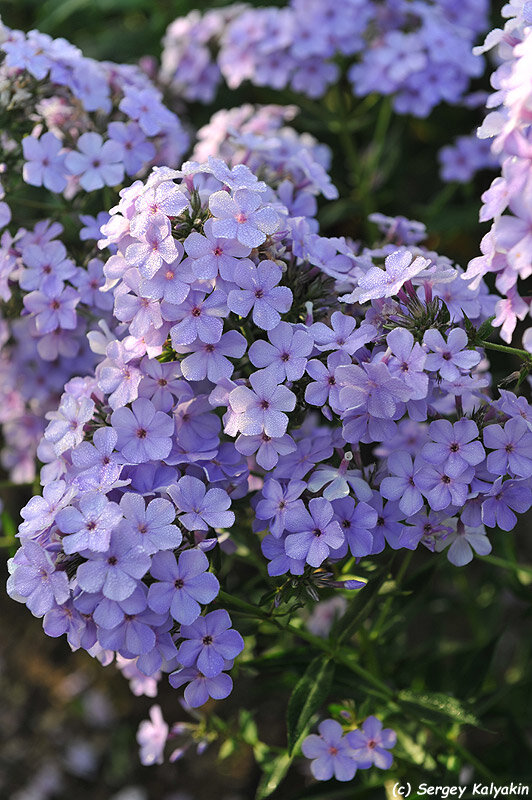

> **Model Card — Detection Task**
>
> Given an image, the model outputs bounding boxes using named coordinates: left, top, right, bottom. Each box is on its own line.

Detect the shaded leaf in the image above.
left=287, top=655, right=335, bottom=754
left=398, top=690, right=481, bottom=727
left=255, top=752, right=292, bottom=800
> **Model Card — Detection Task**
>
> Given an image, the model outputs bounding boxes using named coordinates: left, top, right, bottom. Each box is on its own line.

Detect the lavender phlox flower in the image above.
left=169, top=288, right=227, bottom=346
left=398, top=510, right=452, bottom=551
left=228, top=369, right=296, bottom=437
left=421, top=419, right=485, bottom=478
left=311, top=311, right=376, bottom=355
left=415, top=463, right=474, bottom=512
left=10, top=541, right=69, bottom=617
left=140, top=254, right=193, bottom=308
left=336, top=361, right=412, bottom=418
left=137, top=705, right=168, bottom=766
left=173, top=394, right=221, bottom=451
left=255, top=478, right=306, bottom=537
left=369, top=495, right=405, bottom=552
left=248, top=321, right=313, bottom=382
left=118, top=493, right=182, bottom=553
left=184, top=219, right=251, bottom=280
left=306, top=596, right=347, bottom=638
left=136, top=616, right=178, bottom=676
left=19, top=240, right=74, bottom=293
left=138, top=358, right=185, bottom=412
left=380, top=451, right=425, bottom=516
left=111, top=398, right=174, bottom=464
left=108, top=121, right=156, bottom=176
left=332, top=497, right=377, bottom=557
left=305, top=351, right=351, bottom=410
left=120, top=88, right=175, bottom=137
left=346, top=716, right=396, bottom=770
left=23, top=278, right=79, bottom=335
left=261, top=533, right=305, bottom=576
left=484, top=417, right=532, bottom=478
left=386, top=327, right=428, bottom=399
left=131, top=180, right=189, bottom=238
left=304, top=235, right=353, bottom=278
left=177, top=608, right=244, bottom=678
left=307, top=456, right=372, bottom=502
left=180, top=330, right=247, bottom=383
left=369, top=213, right=426, bottom=245
left=439, top=134, right=498, bottom=183
left=125, top=223, right=179, bottom=280
left=169, top=665, right=233, bottom=708
left=340, top=250, right=430, bottom=304
left=71, top=427, right=122, bottom=491
left=44, top=394, right=94, bottom=456
left=76, top=529, right=151, bottom=601
left=435, top=521, right=492, bottom=566
left=274, top=431, right=335, bottom=480
left=284, top=497, right=344, bottom=568
left=208, top=188, right=279, bottom=248
left=301, top=719, right=357, bottom=782
left=481, top=477, right=532, bottom=530
left=423, top=328, right=481, bottom=380
left=43, top=598, right=85, bottom=649
left=19, top=480, right=77, bottom=539
left=168, top=475, right=234, bottom=531
left=94, top=587, right=165, bottom=654
left=97, top=340, right=143, bottom=409
left=56, top=492, right=123, bottom=554
left=2, top=30, right=51, bottom=79
left=71, top=258, right=113, bottom=311
left=496, top=389, right=532, bottom=429
left=22, top=131, right=67, bottom=192
left=227, top=260, right=292, bottom=331
left=148, top=549, right=219, bottom=624
left=207, top=156, right=270, bottom=192
left=235, top=430, right=296, bottom=470
left=65, top=132, right=124, bottom=191
left=114, top=272, right=164, bottom=337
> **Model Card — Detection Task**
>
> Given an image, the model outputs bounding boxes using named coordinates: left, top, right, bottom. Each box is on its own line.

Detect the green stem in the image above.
left=370, top=551, right=413, bottom=640
left=479, top=554, right=532, bottom=578
left=218, top=589, right=396, bottom=699
left=480, top=340, right=532, bottom=360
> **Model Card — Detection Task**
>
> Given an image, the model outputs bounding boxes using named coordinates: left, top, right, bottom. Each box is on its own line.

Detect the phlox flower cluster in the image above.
left=192, top=103, right=339, bottom=207
left=438, top=133, right=498, bottom=183
left=0, top=24, right=188, bottom=196
left=302, top=716, right=396, bottom=781
left=466, top=3, right=532, bottom=341
left=0, top=24, right=188, bottom=482
left=136, top=706, right=397, bottom=777
left=160, top=0, right=487, bottom=116
left=8, top=156, right=532, bottom=736
left=0, top=218, right=103, bottom=481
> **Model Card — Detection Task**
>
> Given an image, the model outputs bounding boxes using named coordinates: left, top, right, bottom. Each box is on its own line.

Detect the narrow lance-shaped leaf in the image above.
left=398, top=690, right=481, bottom=727
left=286, top=655, right=335, bottom=754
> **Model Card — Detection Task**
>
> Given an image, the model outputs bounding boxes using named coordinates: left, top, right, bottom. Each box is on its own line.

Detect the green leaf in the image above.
left=397, top=690, right=481, bottom=727
left=255, top=752, right=292, bottom=800
left=331, top=570, right=387, bottom=643
left=476, top=315, right=496, bottom=341
left=286, top=655, right=335, bottom=754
